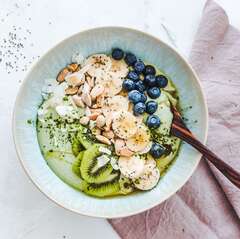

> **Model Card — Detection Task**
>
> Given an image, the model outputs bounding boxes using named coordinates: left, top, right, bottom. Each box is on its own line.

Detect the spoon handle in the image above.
left=171, top=123, right=240, bottom=189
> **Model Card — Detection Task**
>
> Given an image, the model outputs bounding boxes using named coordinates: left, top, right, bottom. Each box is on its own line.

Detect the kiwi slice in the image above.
left=77, top=125, right=96, bottom=149
left=80, top=144, right=116, bottom=184
left=119, top=175, right=135, bottom=195
left=72, top=151, right=84, bottom=177
left=82, top=176, right=120, bottom=198
left=71, top=137, right=84, bottom=157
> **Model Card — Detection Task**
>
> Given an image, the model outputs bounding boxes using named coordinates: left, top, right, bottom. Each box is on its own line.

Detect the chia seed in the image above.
left=0, top=12, right=38, bottom=75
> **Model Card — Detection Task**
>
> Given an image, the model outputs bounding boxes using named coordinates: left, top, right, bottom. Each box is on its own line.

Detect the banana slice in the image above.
left=139, top=141, right=153, bottom=155
left=118, top=155, right=145, bottom=179
left=144, top=156, right=157, bottom=170
left=126, top=125, right=150, bottom=152
left=110, top=59, right=128, bottom=78
left=84, top=54, right=112, bottom=78
left=84, top=54, right=112, bottom=70
left=102, top=95, right=129, bottom=117
left=92, top=59, right=126, bottom=96
left=95, top=72, right=123, bottom=96
left=112, top=110, right=138, bottom=139
left=134, top=166, right=160, bottom=190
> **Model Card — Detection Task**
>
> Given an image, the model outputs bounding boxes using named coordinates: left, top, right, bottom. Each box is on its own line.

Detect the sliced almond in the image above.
left=66, top=65, right=91, bottom=87
left=81, top=92, right=92, bottom=107
left=57, top=68, right=69, bottom=83
left=89, top=120, right=96, bottom=129
left=65, top=86, right=79, bottom=95
left=66, top=74, right=84, bottom=87
left=85, top=106, right=91, bottom=116
left=90, top=84, right=105, bottom=99
left=91, top=104, right=99, bottom=109
left=72, top=95, right=85, bottom=108
left=86, top=74, right=94, bottom=88
left=77, top=85, right=83, bottom=95
left=96, top=135, right=111, bottom=145
left=119, top=147, right=134, bottom=157
left=80, top=116, right=89, bottom=125
left=89, top=112, right=100, bottom=120
left=91, top=127, right=101, bottom=135
left=96, top=115, right=106, bottom=128
left=82, top=82, right=91, bottom=94
left=67, top=63, right=80, bottom=72
left=104, top=116, right=113, bottom=131
left=114, top=139, right=125, bottom=155
left=90, top=108, right=102, bottom=114
left=102, top=130, right=114, bottom=139
left=111, top=138, right=115, bottom=144
left=96, top=94, right=105, bottom=108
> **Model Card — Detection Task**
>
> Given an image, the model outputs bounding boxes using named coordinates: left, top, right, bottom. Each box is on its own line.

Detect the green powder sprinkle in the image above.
left=27, top=119, right=33, bottom=124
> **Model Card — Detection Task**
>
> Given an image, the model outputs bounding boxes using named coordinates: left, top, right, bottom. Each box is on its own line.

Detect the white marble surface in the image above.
left=0, top=0, right=239, bottom=238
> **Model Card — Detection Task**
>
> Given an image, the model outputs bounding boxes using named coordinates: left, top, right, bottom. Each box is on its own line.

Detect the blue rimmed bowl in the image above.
left=13, top=27, right=208, bottom=218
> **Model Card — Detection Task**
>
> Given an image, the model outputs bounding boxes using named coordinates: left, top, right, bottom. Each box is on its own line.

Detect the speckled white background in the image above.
left=0, top=0, right=239, bottom=238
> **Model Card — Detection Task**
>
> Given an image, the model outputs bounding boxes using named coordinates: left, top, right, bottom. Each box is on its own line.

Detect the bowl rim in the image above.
left=12, top=26, right=208, bottom=218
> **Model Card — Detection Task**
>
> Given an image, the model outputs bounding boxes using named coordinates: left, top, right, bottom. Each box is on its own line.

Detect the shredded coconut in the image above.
left=110, top=157, right=119, bottom=170
left=97, top=155, right=111, bottom=168
left=72, top=52, right=85, bottom=65
left=99, top=146, right=111, bottom=155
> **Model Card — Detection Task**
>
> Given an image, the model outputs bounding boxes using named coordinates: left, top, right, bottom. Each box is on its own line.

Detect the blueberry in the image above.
left=146, top=101, right=158, bottom=114
left=133, top=102, right=146, bottom=115
left=150, top=142, right=165, bottom=158
left=144, top=74, right=156, bottom=87
left=122, top=79, right=136, bottom=91
left=124, top=52, right=137, bottom=66
left=128, top=90, right=142, bottom=104
left=146, top=115, right=161, bottom=129
left=147, top=87, right=161, bottom=99
left=135, top=81, right=146, bottom=93
left=140, top=93, right=147, bottom=103
left=156, top=75, right=168, bottom=88
left=127, top=71, right=139, bottom=81
left=112, top=48, right=124, bottom=60
left=134, top=60, right=145, bottom=73
left=144, top=65, right=156, bottom=75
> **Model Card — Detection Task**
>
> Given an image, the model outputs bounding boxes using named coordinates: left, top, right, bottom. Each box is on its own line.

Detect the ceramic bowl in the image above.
left=13, top=27, right=208, bottom=218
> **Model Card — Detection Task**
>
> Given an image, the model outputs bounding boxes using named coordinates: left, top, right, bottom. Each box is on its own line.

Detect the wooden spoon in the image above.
left=170, top=105, right=240, bottom=189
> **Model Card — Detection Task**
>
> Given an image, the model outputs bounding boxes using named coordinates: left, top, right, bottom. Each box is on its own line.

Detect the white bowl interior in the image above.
left=13, top=27, right=208, bottom=218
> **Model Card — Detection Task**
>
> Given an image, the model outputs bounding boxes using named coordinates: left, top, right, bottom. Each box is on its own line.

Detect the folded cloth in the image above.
left=109, top=1, right=240, bottom=238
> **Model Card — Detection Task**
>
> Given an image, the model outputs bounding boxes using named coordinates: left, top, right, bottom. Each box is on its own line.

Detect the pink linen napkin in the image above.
left=109, top=1, right=240, bottom=238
